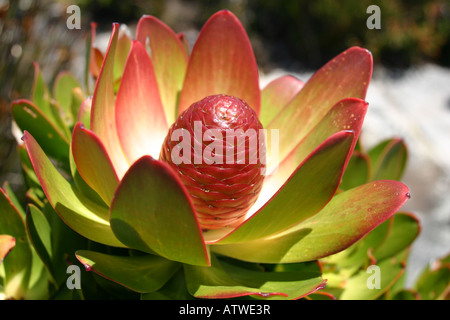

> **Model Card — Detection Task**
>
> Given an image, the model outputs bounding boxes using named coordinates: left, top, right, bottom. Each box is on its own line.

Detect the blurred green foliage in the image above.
left=246, top=0, right=450, bottom=70
left=0, top=0, right=81, bottom=193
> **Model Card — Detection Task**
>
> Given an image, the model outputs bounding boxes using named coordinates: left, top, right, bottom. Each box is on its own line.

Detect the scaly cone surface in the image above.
left=160, top=94, right=266, bottom=229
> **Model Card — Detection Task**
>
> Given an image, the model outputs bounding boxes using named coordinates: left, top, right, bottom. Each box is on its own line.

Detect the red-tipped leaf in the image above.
left=115, top=40, right=168, bottom=163
left=90, top=23, right=129, bottom=178
left=72, top=123, right=119, bottom=205
left=260, top=75, right=304, bottom=127
left=110, top=156, right=210, bottom=266
left=178, top=10, right=260, bottom=115
left=268, top=47, right=373, bottom=162
left=136, top=15, right=189, bottom=125
left=212, top=181, right=410, bottom=263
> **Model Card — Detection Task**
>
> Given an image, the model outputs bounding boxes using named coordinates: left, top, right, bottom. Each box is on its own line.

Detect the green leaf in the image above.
left=84, top=23, right=94, bottom=93
left=324, top=215, right=391, bottom=269
left=26, top=203, right=87, bottom=288
left=48, top=99, right=71, bottom=140
left=31, top=63, right=72, bottom=137
left=184, top=254, right=325, bottom=299
left=209, top=131, right=354, bottom=244
left=25, top=256, right=51, bottom=299
left=414, top=254, right=450, bottom=300
left=303, top=292, right=336, bottom=300
left=71, top=123, right=119, bottom=205
left=75, top=96, right=92, bottom=130
left=340, top=151, right=370, bottom=190
left=52, top=71, right=81, bottom=125
left=110, top=156, right=210, bottom=266
left=2, top=181, right=26, bottom=220
left=370, top=139, right=408, bottom=181
left=31, top=63, right=53, bottom=121
left=141, top=269, right=193, bottom=300
left=12, top=99, right=70, bottom=162
left=68, top=131, right=107, bottom=209
left=0, top=189, right=32, bottom=299
left=261, top=260, right=322, bottom=273
left=212, top=180, right=410, bottom=263
left=391, top=289, right=420, bottom=300
left=17, top=144, right=41, bottom=190
left=26, top=205, right=52, bottom=267
left=325, top=211, right=420, bottom=270
left=24, top=187, right=45, bottom=209
left=367, top=139, right=391, bottom=168
left=339, top=258, right=405, bottom=300
left=75, top=250, right=180, bottom=293
left=23, top=131, right=124, bottom=248
left=372, top=212, right=420, bottom=261
left=70, top=87, right=87, bottom=126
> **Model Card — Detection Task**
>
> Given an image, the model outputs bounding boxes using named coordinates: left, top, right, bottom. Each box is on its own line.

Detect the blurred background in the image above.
left=1, top=0, right=449, bottom=287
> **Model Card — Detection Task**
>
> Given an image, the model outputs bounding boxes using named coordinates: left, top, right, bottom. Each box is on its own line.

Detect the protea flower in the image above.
left=159, top=94, right=266, bottom=230
left=6, top=10, right=415, bottom=300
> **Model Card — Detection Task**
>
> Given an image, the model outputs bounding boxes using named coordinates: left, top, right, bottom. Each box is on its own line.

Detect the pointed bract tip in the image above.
left=210, top=9, right=239, bottom=21
left=78, top=123, right=86, bottom=130
left=216, top=9, right=233, bottom=15
left=21, top=130, right=29, bottom=142
left=347, top=46, right=373, bottom=56
left=75, top=254, right=93, bottom=271
left=138, top=14, right=160, bottom=24
left=316, top=279, right=328, bottom=291
left=140, top=154, right=155, bottom=162
left=83, top=263, right=92, bottom=272
left=392, top=137, right=406, bottom=144
left=364, top=48, right=373, bottom=57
